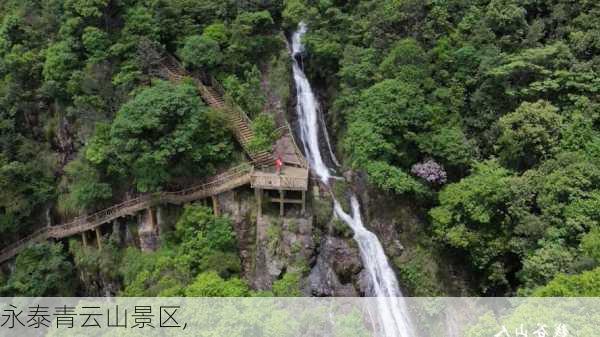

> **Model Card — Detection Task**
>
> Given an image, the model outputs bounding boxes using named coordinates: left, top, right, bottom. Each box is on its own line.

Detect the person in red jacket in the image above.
left=275, top=156, right=283, bottom=175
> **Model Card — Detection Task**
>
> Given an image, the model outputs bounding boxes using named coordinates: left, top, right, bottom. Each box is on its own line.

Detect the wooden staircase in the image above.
left=160, top=56, right=274, bottom=167
left=0, top=57, right=310, bottom=264
left=0, top=164, right=254, bottom=263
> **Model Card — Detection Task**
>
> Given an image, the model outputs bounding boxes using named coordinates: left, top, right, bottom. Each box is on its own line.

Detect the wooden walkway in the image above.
left=0, top=164, right=255, bottom=263
left=161, top=56, right=274, bottom=167
left=251, top=166, right=309, bottom=191
left=0, top=56, right=311, bottom=264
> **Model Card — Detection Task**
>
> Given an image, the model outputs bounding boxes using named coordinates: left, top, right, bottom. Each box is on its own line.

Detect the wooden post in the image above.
left=95, top=227, right=102, bottom=250
left=301, top=190, right=306, bottom=215
left=112, top=219, right=120, bottom=244
left=82, top=232, right=88, bottom=248
left=279, top=190, right=284, bottom=217
left=148, top=208, right=156, bottom=230
left=313, top=186, right=320, bottom=199
left=255, top=188, right=262, bottom=217
left=211, top=196, right=220, bottom=216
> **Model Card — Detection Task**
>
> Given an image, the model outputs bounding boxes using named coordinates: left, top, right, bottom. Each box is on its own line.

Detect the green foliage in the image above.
left=497, top=100, right=563, bottom=170
left=484, top=0, right=527, bottom=38
left=295, top=0, right=600, bottom=295
left=85, top=122, right=112, bottom=165
left=222, top=66, right=266, bottom=117
left=119, top=204, right=243, bottom=296
left=415, top=125, right=475, bottom=167
left=95, top=80, right=233, bottom=192
left=4, top=0, right=600, bottom=297
left=272, top=271, right=302, bottom=297
left=59, top=156, right=112, bottom=214
left=119, top=247, right=191, bottom=297
left=338, top=46, right=377, bottom=89
left=0, top=0, right=290, bottom=297
left=518, top=243, right=575, bottom=292
left=0, top=145, right=55, bottom=242
left=248, top=113, right=277, bottom=153
left=203, top=23, right=228, bottom=44
left=267, top=50, right=292, bottom=104
left=282, top=0, right=314, bottom=29
left=176, top=204, right=236, bottom=251
left=431, top=160, right=521, bottom=291
left=226, top=10, right=281, bottom=71
left=332, top=219, right=352, bottom=239
left=431, top=151, right=600, bottom=293
left=266, top=220, right=283, bottom=254
left=343, top=78, right=434, bottom=195
left=581, top=227, right=600, bottom=263
left=394, top=247, right=444, bottom=296
left=532, top=267, right=600, bottom=296
left=65, top=0, right=109, bottom=19
left=527, top=152, right=600, bottom=230
left=42, top=41, right=78, bottom=97
left=185, top=271, right=249, bottom=296
left=1, top=243, right=75, bottom=296
left=81, top=26, right=109, bottom=62
left=69, top=238, right=122, bottom=296
left=378, top=38, right=428, bottom=83
left=312, top=198, right=333, bottom=228
left=175, top=204, right=240, bottom=276
left=178, top=35, right=222, bottom=70
left=364, top=161, right=427, bottom=196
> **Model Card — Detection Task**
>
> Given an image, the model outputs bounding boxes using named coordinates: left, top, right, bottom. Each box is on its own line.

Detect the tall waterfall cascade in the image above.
left=290, top=23, right=416, bottom=337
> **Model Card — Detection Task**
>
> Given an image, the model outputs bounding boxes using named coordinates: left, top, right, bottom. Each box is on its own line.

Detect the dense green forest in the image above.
left=289, top=0, right=600, bottom=295
left=1, top=0, right=600, bottom=297
left=0, top=0, right=289, bottom=296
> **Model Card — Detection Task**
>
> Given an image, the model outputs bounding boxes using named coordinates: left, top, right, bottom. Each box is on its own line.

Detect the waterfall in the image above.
left=291, top=23, right=416, bottom=337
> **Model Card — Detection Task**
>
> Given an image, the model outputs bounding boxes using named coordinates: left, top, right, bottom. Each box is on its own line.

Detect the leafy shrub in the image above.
left=1, top=243, right=75, bottom=296
left=272, top=271, right=302, bottom=296
left=89, top=81, right=233, bottom=192
left=312, top=198, right=333, bottom=228
left=178, top=35, right=222, bottom=70
left=248, top=113, right=278, bottom=153
left=175, top=204, right=239, bottom=275
left=185, top=271, right=249, bottom=297
left=59, top=156, right=112, bottom=214
left=222, top=66, right=266, bottom=117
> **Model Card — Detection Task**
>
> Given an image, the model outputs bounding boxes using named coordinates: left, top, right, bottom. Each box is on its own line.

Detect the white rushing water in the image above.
left=291, top=23, right=416, bottom=337
left=291, top=24, right=331, bottom=183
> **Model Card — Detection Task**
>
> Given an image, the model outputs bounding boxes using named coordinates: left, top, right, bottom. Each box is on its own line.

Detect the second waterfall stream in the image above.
left=290, top=23, right=417, bottom=337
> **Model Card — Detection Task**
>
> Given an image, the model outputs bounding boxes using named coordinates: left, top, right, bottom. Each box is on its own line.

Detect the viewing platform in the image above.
left=251, top=165, right=308, bottom=216
left=251, top=166, right=309, bottom=191
left=251, top=123, right=310, bottom=216
left=0, top=55, right=311, bottom=264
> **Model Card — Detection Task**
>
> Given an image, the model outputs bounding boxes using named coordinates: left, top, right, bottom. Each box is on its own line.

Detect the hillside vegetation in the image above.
left=1, top=0, right=600, bottom=296
left=285, top=0, right=600, bottom=295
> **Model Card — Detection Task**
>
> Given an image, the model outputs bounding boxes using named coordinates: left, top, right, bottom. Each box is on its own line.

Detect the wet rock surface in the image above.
left=138, top=209, right=159, bottom=252
left=252, top=214, right=315, bottom=290
left=309, top=234, right=361, bottom=296
left=217, top=189, right=256, bottom=280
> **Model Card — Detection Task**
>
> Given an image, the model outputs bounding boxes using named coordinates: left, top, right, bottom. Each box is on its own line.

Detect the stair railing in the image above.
left=0, top=163, right=254, bottom=263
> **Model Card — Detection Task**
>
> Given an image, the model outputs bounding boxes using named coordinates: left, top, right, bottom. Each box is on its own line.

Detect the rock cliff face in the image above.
left=216, top=189, right=256, bottom=281
left=210, top=185, right=365, bottom=295
left=308, top=234, right=361, bottom=296
left=138, top=208, right=160, bottom=252
left=252, top=215, right=315, bottom=290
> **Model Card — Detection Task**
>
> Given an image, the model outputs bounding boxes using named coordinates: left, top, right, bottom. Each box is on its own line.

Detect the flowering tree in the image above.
left=411, top=159, right=447, bottom=185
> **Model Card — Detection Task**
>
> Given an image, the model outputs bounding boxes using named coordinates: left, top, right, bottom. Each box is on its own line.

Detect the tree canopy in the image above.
left=291, top=0, right=600, bottom=295
left=1, top=242, right=75, bottom=296
left=2, top=0, right=600, bottom=297
left=87, top=80, right=233, bottom=192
